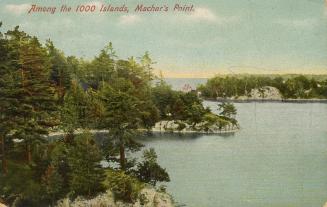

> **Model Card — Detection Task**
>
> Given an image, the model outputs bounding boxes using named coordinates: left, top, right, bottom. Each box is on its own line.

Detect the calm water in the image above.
left=164, top=78, right=207, bottom=90
left=139, top=101, right=327, bottom=207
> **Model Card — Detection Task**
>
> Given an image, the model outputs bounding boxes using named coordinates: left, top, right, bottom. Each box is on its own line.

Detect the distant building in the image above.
left=182, top=84, right=192, bottom=93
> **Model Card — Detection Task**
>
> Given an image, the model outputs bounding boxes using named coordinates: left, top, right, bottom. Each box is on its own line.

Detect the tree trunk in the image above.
left=119, top=143, right=126, bottom=171
left=27, top=144, right=32, bottom=164
left=1, top=135, right=8, bottom=175
left=59, top=69, right=65, bottom=103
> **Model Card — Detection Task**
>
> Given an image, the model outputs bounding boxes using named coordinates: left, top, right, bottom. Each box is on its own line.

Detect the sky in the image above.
left=1, top=0, right=327, bottom=78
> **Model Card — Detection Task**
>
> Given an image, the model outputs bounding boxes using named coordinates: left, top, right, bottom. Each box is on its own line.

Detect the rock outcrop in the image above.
left=56, top=187, right=174, bottom=207
left=249, top=86, right=282, bottom=99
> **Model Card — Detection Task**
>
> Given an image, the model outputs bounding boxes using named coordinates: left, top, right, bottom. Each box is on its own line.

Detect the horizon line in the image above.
left=156, top=69, right=327, bottom=79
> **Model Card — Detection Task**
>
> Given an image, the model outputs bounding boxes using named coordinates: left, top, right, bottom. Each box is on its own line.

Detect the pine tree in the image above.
left=100, top=84, right=143, bottom=171
left=0, top=22, right=14, bottom=174
left=46, top=40, right=71, bottom=103
left=140, top=51, right=155, bottom=83
left=41, top=164, right=64, bottom=203
left=68, top=131, right=105, bottom=197
left=61, top=79, right=105, bottom=134
left=4, top=27, right=57, bottom=164
left=136, top=148, right=170, bottom=186
left=85, top=43, right=116, bottom=89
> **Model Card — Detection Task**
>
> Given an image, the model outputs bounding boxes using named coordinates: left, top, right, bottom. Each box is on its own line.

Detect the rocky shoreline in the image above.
left=202, top=86, right=327, bottom=103
left=208, top=97, right=327, bottom=103
left=0, top=187, right=175, bottom=207
left=55, top=187, right=174, bottom=207
left=152, top=120, right=239, bottom=134
left=48, top=120, right=239, bottom=138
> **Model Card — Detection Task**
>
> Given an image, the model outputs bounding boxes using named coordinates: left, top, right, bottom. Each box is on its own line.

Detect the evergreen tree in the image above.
left=41, top=164, right=64, bottom=204
left=61, top=79, right=105, bottom=135
left=218, top=102, right=237, bottom=119
left=60, top=79, right=89, bottom=134
left=46, top=40, right=71, bottom=103
left=140, top=51, right=155, bottom=83
left=100, top=84, right=143, bottom=171
left=1, top=26, right=57, bottom=166
left=68, top=132, right=105, bottom=197
left=84, top=42, right=116, bottom=89
left=186, top=103, right=206, bottom=128
left=136, top=148, right=170, bottom=186
left=6, top=27, right=57, bottom=164
left=0, top=22, right=13, bottom=174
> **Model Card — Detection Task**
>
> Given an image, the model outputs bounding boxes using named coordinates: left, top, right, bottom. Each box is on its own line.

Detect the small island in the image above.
left=197, top=74, right=327, bottom=102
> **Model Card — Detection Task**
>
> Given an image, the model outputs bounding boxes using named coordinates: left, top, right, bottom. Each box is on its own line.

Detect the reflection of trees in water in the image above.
left=48, top=131, right=236, bottom=146
left=139, top=131, right=236, bottom=141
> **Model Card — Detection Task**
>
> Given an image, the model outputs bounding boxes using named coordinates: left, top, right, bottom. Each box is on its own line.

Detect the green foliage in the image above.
left=60, top=80, right=104, bottom=132
left=0, top=26, right=58, bottom=164
left=152, top=82, right=208, bottom=124
left=47, top=142, right=70, bottom=193
left=41, top=165, right=64, bottom=203
left=100, top=84, right=144, bottom=170
left=218, top=102, right=237, bottom=118
left=151, top=81, right=178, bottom=119
left=0, top=161, right=46, bottom=206
left=68, top=132, right=106, bottom=198
left=186, top=103, right=207, bottom=127
left=136, top=148, right=170, bottom=186
left=0, top=24, right=177, bottom=206
left=199, top=74, right=327, bottom=99
left=106, top=170, right=143, bottom=203
left=81, top=43, right=116, bottom=89
left=46, top=40, right=71, bottom=102
left=1, top=133, right=107, bottom=206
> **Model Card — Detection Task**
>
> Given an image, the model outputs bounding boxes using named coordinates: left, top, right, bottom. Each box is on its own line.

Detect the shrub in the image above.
left=106, top=170, right=142, bottom=203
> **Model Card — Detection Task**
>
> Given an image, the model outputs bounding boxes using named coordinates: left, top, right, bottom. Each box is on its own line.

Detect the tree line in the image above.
left=198, top=74, right=327, bottom=99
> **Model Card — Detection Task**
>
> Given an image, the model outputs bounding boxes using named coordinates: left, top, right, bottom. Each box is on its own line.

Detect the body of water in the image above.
left=164, top=78, right=207, bottom=91
left=139, top=101, right=327, bottom=207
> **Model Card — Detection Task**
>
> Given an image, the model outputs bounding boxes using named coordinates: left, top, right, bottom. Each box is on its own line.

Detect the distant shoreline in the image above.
left=204, top=98, right=327, bottom=103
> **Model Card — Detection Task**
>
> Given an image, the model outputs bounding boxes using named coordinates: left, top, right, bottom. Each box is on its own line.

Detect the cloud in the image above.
left=274, top=18, right=317, bottom=28
left=188, top=8, right=217, bottom=22
left=118, top=15, right=141, bottom=25
left=21, top=17, right=74, bottom=31
left=4, top=3, right=31, bottom=15
left=184, top=7, right=239, bottom=24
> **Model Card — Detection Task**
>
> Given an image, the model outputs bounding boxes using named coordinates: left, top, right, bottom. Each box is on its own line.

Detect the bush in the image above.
left=0, top=162, right=46, bottom=206
left=106, top=170, right=143, bottom=203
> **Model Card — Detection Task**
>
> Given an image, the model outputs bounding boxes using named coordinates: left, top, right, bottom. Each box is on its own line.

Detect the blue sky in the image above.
left=1, top=0, right=327, bottom=77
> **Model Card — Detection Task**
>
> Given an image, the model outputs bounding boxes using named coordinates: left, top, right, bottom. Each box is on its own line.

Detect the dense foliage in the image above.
left=0, top=24, right=165, bottom=206
left=198, top=75, right=327, bottom=99
left=0, top=24, right=237, bottom=206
